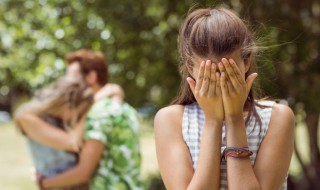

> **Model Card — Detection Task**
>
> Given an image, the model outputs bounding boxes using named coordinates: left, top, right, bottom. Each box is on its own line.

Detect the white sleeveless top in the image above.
left=182, top=101, right=287, bottom=189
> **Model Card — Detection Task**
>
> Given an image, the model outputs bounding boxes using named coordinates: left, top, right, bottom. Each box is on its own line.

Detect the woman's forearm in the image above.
left=18, top=114, right=78, bottom=152
left=188, top=119, right=222, bottom=190
left=225, top=116, right=260, bottom=190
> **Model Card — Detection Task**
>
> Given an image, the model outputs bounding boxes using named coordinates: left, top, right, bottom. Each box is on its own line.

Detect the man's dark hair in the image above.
left=66, top=49, right=108, bottom=86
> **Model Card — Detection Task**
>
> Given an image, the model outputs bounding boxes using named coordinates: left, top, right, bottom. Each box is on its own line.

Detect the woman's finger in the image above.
left=222, top=58, right=239, bottom=89
left=195, top=61, right=205, bottom=93
left=200, top=60, right=212, bottom=95
left=220, top=69, right=229, bottom=97
left=215, top=72, right=222, bottom=96
left=229, top=59, right=246, bottom=86
left=208, top=63, right=217, bottom=96
left=186, top=77, right=196, bottom=94
left=245, top=73, right=258, bottom=95
left=218, top=62, right=232, bottom=94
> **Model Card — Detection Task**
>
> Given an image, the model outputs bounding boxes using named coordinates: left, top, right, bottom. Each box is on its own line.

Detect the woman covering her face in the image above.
left=154, top=7, right=294, bottom=190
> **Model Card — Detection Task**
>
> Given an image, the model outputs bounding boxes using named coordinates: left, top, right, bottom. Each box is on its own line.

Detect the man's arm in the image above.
left=42, top=139, right=104, bottom=187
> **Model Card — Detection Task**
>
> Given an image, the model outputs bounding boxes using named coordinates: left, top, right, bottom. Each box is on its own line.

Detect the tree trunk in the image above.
left=305, top=112, right=320, bottom=187
left=293, top=112, right=320, bottom=189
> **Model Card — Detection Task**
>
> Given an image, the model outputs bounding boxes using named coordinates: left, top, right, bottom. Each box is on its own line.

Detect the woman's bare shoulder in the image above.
left=155, top=104, right=185, bottom=118
left=269, top=103, right=295, bottom=132
left=154, top=104, right=185, bottom=133
left=271, top=103, right=294, bottom=120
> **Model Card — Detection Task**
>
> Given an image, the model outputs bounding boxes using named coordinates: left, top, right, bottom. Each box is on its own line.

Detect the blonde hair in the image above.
left=15, top=76, right=93, bottom=130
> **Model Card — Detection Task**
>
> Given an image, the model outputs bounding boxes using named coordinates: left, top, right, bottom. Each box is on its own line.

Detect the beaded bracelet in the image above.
left=221, top=146, right=253, bottom=161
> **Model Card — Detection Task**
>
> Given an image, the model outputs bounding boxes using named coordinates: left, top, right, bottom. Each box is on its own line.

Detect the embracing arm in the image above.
left=16, top=113, right=83, bottom=152
left=155, top=106, right=222, bottom=190
left=42, top=139, right=104, bottom=187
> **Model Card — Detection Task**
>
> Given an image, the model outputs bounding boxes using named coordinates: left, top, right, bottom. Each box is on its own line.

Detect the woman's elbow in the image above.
left=15, top=112, right=32, bottom=123
left=14, top=113, right=28, bottom=129
left=16, top=113, right=34, bottom=128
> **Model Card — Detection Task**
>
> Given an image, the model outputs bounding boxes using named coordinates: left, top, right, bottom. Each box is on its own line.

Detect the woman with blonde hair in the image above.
left=15, top=76, right=93, bottom=190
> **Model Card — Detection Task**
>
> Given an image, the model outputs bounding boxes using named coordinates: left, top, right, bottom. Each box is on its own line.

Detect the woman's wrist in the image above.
left=204, top=117, right=223, bottom=127
left=221, top=146, right=253, bottom=161
left=225, top=114, right=244, bottom=126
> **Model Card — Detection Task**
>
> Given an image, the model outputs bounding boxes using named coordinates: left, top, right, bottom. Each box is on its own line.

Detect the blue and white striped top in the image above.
left=182, top=101, right=287, bottom=189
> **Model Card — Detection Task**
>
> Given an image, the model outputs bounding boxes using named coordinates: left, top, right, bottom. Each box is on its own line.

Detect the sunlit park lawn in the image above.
left=0, top=116, right=314, bottom=190
left=0, top=120, right=159, bottom=190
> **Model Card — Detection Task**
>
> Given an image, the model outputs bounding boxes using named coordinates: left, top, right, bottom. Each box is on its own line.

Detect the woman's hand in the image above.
left=219, top=58, right=257, bottom=120
left=187, top=60, right=224, bottom=122
left=68, top=129, right=83, bottom=152
left=94, top=83, right=124, bottom=103
left=67, top=115, right=86, bottom=152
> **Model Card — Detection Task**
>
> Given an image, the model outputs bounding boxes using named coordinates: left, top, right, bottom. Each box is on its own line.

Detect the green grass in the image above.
left=0, top=122, right=37, bottom=190
left=0, top=121, right=159, bottom=190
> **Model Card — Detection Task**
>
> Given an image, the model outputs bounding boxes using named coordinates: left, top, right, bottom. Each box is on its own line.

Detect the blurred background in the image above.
left=0, top=0, right=319, bottom=189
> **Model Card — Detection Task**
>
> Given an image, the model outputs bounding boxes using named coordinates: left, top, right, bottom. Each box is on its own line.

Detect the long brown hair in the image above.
left=173, top=7, right=263, bottom=127
left=15, top=76, right=93, bottom=131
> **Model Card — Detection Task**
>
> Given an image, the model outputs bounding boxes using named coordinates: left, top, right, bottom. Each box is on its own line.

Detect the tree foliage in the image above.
left=0, top=0, right=213, bottom=109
